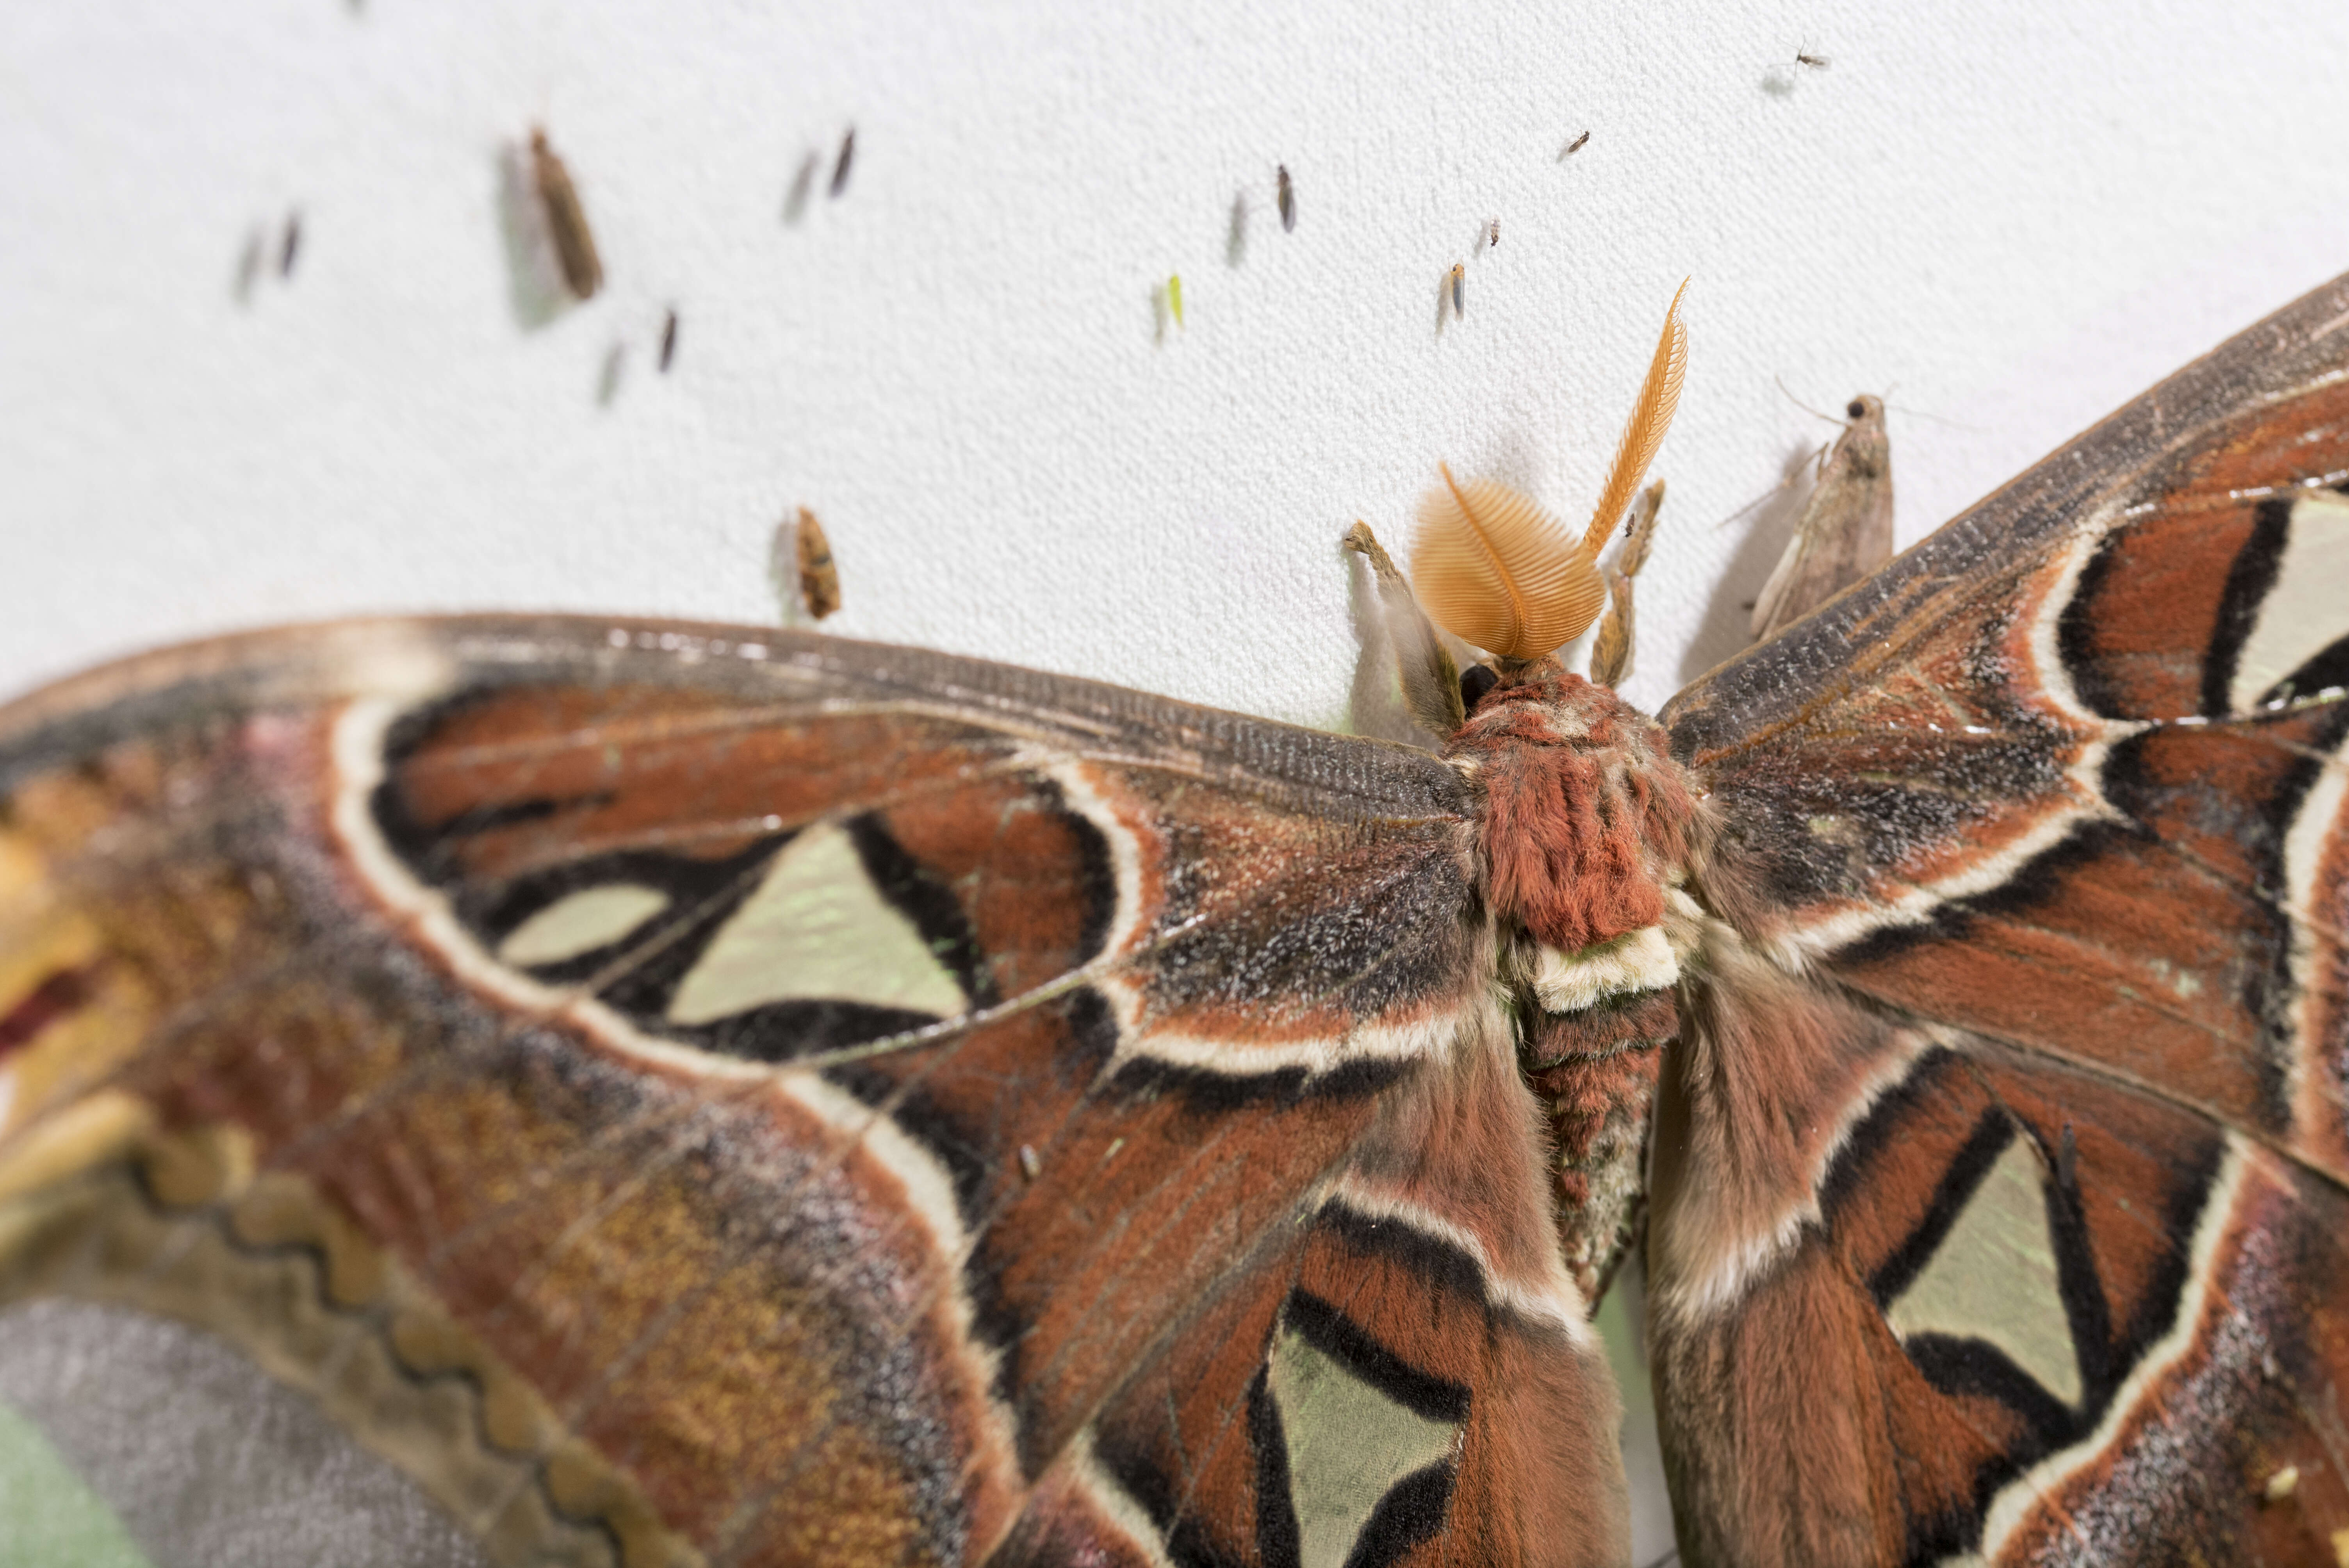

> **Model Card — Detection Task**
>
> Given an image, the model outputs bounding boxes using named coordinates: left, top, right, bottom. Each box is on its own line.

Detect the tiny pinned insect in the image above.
left=1795, top=46, right=1830, bottom=67
left=1447, top=262, right=1466, bottom=319
left=658, top=308, right=678, bottom=374
left=830, top=126, right=856, bottom=198
left=1561, top=129, right=1591, bottom=159
left=1018, top=1145, right=1043, bottom=1182
left=528, top=127, right=603, bottom=300
left=277, top=210, right=302, bottom=278
left=1485, top=218, right=1500, bottom=249
left=1167, top=274, right=1184, bottom=329
left=795, top=507, right=841, bottom=620
left=1276, top=164, right=1296, bottom=232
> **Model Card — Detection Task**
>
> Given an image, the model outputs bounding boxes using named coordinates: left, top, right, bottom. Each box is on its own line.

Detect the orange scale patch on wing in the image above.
left=2056, top=498, right=2271, bottom=719
left=382, top=685, right=1003, bottom=882
left=857, top=775, right=1121, bottom=1001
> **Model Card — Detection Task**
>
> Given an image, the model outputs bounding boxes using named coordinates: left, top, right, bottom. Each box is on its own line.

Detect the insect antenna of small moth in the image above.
left=528, top=127, right=603, bottom=300
left=278, top=210, right=302, bottom=278
left=658, top=308, right=679, bottom=373
left=794, top=507, right=841, bottom=620
left=829, top=126, right=855, bottom=198
left=1276, top=163, right=1296, bottom=232
left=1560, top=129, right=1591, bottom=159
left=1409, top=280, right=1687, bottom=666
left=1588, top=478, right=1666, bottom=687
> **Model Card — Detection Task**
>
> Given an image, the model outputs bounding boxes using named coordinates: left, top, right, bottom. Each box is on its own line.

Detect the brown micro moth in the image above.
left=1750, top=395, right=1892, bottom=641
left=795, top=507, right=842, bottom=620
left=528, top=127, right=604, bottom=300
left=830, top=127, right=856, bottom=198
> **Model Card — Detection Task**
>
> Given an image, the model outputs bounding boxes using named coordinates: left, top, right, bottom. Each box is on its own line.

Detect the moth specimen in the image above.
left=1278, top=163, right=1297, bottom=232
left=793, top=504, right=842, bottom=620
left=1748, top=393, right=1892, bottom=641
left=5, top=271, right=2349, bottom=1568
left=658, top=308, right=679, bottom=374
left=528, top=126, right=603, bottom=301
left=1563, top=129, right=1592, bottom=158
left=1448, top=260, right=1466, bottom=318
left=831, top=126, right=856, bottom=199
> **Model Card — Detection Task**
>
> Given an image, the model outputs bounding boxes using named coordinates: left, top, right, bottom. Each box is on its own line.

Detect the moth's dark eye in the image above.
left=1460, top=665, right=1499, bottom=710
left=1847, top=399, right=1867, bottom=419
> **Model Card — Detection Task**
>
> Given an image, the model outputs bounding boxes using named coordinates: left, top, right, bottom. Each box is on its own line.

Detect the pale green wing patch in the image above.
left=1267, top=1325, right=1459, bottom=1568
left=495, top=884, right=670, bottom=967
left=0, top=1397, right=155, bottom=1568
left=1886, top=1132, right=2081, bottom=1406
left=667, top=821, right=969, bottom=1025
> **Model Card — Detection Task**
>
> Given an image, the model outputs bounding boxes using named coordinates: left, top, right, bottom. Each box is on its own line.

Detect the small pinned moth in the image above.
left=793, top=505, right=841, bottom=619
left=658, top=307, right=679, bottom=374
left=528, top=125, right=603, bottom=300
left=7, top=270, right=2349, bottom=1568
left=1277, top=162, right=1297, bottom=232
left=830, top=125, right=856, bottom=198
left=1563, top=128, right=1592, bottom=158
left=1749, top=393, right=1892, bottom=641
left=1447, top=260, right=1467, bottom=318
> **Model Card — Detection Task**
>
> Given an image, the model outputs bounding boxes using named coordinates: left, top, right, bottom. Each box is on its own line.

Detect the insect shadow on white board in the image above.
left=1434, top=262, right=1465, bottom=336
left=232, top=226, right=267, bottom=306
left=494, top=139, right=590, bottom=329
left=595, top=343, right=626, bottom=408
left=782, top=150, right=819, bottom=225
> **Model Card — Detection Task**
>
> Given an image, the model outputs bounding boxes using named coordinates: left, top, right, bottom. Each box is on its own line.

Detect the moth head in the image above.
left=1410, top=280, right=1688, bottom=664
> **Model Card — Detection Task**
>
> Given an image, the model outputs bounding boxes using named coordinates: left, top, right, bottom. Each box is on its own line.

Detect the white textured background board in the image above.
left=6, top=0, right=2349, bottom=1558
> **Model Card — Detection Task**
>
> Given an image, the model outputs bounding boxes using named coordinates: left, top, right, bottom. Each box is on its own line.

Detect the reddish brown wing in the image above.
left=0, top=618, right=1624, bottom=1566
left=1652, top=271, right=2349, bottom=1563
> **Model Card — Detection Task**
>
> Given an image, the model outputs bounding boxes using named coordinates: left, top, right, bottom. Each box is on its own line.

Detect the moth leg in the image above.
left=1343, top=521, right=1465, bottom=737
left=1588, top=478, right=1666, bottom=688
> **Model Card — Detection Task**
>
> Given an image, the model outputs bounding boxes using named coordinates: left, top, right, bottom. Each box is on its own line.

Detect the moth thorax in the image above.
left=1446, top=661, right=1697, bottom=957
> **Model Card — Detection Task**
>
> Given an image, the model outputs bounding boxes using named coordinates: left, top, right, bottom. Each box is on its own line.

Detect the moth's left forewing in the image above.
left=0, top=617, right=1629, bottom=1566
left=1652, top=272, right=2349, bottom=1565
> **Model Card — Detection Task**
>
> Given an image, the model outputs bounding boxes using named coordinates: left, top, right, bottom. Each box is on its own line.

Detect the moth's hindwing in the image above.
left=0, top=619, right=1627, bottom=1566
left=1655, top=269, right=2349, bottom=1563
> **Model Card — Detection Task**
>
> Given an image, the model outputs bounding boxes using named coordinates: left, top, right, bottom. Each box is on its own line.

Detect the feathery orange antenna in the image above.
left=1580, top=280, right=1689, bottom=557
left=1407, top=282, right=1689, bottom=664
left=1410, top=463, right=1606, bottom=662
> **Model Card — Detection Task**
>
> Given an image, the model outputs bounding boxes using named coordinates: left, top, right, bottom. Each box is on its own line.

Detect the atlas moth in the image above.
left=4, top=267, right=2349, bottom=1568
